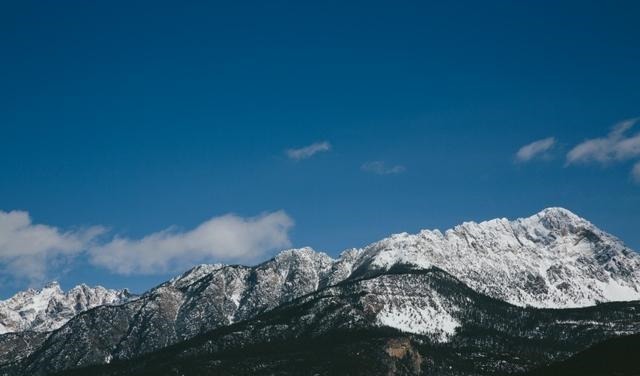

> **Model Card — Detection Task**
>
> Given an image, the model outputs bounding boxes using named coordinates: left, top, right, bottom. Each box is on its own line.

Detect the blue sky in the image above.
left=1, top=1, right=639, bottom=297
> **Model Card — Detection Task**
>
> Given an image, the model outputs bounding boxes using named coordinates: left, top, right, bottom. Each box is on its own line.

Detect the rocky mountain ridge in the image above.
left=0, top=282, right=132, bottom=334
left=1, top=207, right=639, bottom=375
left=45, top=268, right=640, bottom=376
left=349, top=207, right=640, bottom=307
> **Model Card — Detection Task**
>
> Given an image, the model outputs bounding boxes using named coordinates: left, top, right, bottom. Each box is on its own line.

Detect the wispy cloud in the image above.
left=89, top=211, right=293, bottom=275
left=286, top=141, right=331, bottom=160
left=0, top=210, right=105, bottom=284
left=565, top=118, right=640, bottom=183
left=566, top=118, right=640, bottom=165
left=361, top=161, right=406, bottom=175
left=0, top=210, right=294, bottom=281
left=515, top=137, right=556, bottom=162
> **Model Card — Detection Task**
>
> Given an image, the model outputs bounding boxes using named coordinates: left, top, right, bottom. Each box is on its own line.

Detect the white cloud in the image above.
left=361, top=161, right=406, bottom=175
left=515, top=137, right=556, bottom=162
left=566, top=118, right=640, bottom=165
left=89, top=211, right=294, bottom=275
left=0, top=210, right=295, bottom=280
left=286, top=141, right=331, bottom=160
left=0, top=210, right=104, bottom=283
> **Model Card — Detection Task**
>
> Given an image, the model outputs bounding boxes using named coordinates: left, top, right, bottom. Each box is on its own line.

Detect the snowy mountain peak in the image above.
left=169, top=263, right=225, bottom=288
left=351, top=207, right=640, bottom=308
left=161, top=207, right=639, bottom=311
left=3, top=207, right=635, bottom=344
left=0, top=282, right=132, bottom=334
left=42, top=281, right=62, bottom=290
left=4, top=208, right=639, bottom=374
left=271, top=247, right=334, bottom=268
left=536, top=206, right=585, bottom=220
left=520, top=207, right=592, bottom=233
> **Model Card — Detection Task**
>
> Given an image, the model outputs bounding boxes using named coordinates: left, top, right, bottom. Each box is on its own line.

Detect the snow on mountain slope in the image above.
left=351, top=207, right=640, bottom=308
left=0, top=282, right=132, bottom=334
left=7, top=247, right=339, bottom=372
left=7, top=207, right=635, bottom=339
left=37, top=268, right=640, bottom=376
left=4, top=207, right=640, bottom=374
left=362, top=273, right=460, bottom=341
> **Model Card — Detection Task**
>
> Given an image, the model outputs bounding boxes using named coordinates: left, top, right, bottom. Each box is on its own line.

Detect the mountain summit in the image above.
left=350, top=207, right=640, bottom=307
left=0, top=282, right=132, bottom=334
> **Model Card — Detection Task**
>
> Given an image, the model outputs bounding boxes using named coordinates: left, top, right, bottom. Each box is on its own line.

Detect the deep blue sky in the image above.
left=1, top=1, right=639, bottom=296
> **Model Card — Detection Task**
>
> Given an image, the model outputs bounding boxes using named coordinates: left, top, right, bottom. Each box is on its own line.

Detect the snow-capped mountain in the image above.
left=1, top=248, right=338, bottom=374
left=349, top=207, right=640, bottom=308
left=0, top=282, right=132, bottom=334
left=2, top=207, right=640, bottom=375
left=26, top=268, right=640, bottom=376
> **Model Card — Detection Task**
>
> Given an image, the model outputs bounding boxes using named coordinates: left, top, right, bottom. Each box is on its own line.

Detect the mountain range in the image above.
left=1, top=207, right=639, bottom=375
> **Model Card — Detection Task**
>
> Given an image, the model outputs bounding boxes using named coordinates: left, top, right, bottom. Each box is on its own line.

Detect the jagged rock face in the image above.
left=10, top=248, right=338, bottom=373
left=0, top=282, right=132, bottom=334
left=174, top=247, right=335, bottom=338
left=0, top=331, right=48, bottom=365
left=46, top=269, right=640, bottom=376
left=351, top=207, right=640, bottom=307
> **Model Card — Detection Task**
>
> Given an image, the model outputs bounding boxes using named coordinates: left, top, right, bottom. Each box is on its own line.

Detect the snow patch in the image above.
left=376, top=299, right=459, bottom=342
